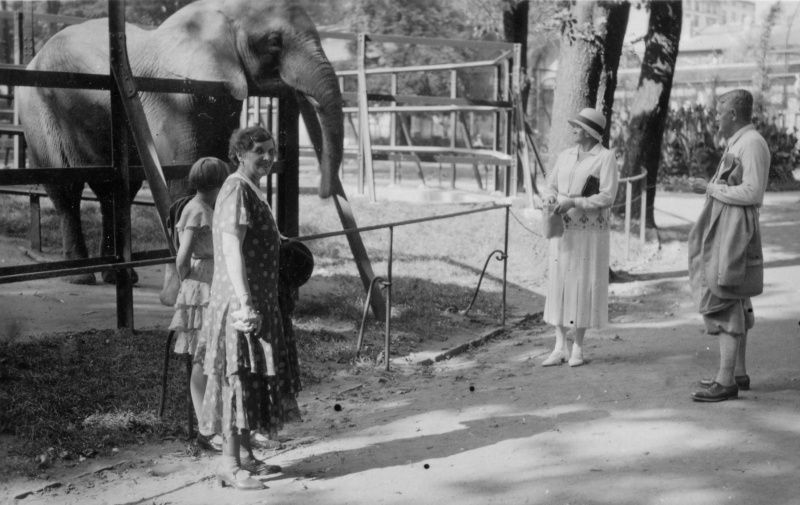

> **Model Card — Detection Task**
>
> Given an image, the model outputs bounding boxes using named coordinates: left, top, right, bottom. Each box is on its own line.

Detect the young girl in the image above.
left=168, top=157, right=229, bottom=448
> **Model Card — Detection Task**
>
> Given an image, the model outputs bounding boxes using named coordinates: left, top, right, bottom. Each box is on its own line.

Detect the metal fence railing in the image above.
left=294, top=203, right=511, bottom=371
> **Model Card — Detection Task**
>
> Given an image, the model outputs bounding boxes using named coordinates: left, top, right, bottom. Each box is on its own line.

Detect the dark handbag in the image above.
left=581, top=175, right=600, bottom=197
left=280, top=239, right=315, bottom=288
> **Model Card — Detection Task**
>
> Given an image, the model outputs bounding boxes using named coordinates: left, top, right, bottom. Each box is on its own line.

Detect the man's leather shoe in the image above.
left=699, top=375, right=750, bottom=391
left=691, top=382, right=739, bottom=402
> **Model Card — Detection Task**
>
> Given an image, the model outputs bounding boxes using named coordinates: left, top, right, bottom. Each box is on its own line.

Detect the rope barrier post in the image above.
left=640, top=172, right=647, bottom=243
left=502, top=206, right=509, bottom=326
left=385, top=226, right=393, bottom=371
left=625, top=180, right=632, bottom=261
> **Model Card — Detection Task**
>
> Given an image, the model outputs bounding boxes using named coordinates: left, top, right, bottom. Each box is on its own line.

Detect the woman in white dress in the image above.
left=540, top=108, right=619, bottom=367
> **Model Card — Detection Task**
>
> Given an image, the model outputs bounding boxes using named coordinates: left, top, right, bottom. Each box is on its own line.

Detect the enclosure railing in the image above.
left=293, top=203, right=511, bottom=371
left=0, top=2, right=316, bottom=328
left=316, top=31, right=528, bottom=202
left=0, top=6, right=525, bottom=328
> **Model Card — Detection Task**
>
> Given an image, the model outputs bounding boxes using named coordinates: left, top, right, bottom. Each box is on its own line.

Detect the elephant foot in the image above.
left=102, top=269, right=139, bottom=285
left=62, top=272, right=97, bottom=285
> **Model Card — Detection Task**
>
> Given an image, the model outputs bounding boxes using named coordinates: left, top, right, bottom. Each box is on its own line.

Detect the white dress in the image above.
left=540, top=144, right=619, bottom=328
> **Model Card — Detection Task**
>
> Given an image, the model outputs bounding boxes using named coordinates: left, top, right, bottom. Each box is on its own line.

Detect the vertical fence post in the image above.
left=640, top=171, right=647, bottom=243
left=502, top=206, right=509, bottom=326
left=277, top=97, right=300, bottom=237
left=389, top=73, right=397, bottom=185
left=492, top=64, right=501, bottom=192
left=15, top=11, right=38, bottom=251
left=385, top=226, right=393, bottom=371
left=509, top=43, right=521, bottom=197
left=108, top=0, right=134, bottom=330
left=12, top=12, right=25, bottom=171
left=449, top=69, right=457, bottom=189
left=501, top=58, right=511, bottom=196
left=625, top=180, right=632, bottom=261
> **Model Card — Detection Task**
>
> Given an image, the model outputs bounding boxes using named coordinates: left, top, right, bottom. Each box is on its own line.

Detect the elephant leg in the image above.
left=45, top=182, right=96, bottom=285
left=91, top=179, right=143, bottom=285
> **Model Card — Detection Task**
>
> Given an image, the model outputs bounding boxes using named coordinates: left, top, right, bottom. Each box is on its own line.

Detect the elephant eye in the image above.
left=254, top=33, right=282, bottom=55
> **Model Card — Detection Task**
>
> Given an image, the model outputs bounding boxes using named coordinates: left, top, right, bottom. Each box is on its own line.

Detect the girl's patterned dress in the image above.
left=199, top=174, right=301, bottom=438
left=168, top=198, right=214, bottom=363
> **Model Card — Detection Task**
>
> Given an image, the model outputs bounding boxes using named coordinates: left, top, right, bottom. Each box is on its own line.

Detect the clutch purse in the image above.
left=542, top=203, right=564, bottom=239
left=581, top=175, right=600, bottom=197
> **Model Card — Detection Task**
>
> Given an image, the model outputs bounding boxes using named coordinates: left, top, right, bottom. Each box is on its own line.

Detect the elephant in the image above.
left=18, top=0, right=343, bottom=285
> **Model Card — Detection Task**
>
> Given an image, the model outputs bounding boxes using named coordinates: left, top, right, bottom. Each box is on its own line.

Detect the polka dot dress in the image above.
left=198, top=175, right=296, bottom=438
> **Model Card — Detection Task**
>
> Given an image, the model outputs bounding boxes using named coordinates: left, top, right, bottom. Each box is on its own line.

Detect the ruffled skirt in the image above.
left=169, top=258, right=213, bottom=355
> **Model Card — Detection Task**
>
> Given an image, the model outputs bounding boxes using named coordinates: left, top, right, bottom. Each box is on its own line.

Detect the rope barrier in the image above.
left=508, top=208, right=543, bottom=237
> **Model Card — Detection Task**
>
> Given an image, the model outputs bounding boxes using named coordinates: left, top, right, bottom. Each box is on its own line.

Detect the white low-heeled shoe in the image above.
left=569, top=347, right=584, bottom=367
left=542, top=348, right=569, bottom=367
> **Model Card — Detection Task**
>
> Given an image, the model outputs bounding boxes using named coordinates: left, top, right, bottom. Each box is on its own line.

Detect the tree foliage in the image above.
left=753, top=2, right=780, bottom=116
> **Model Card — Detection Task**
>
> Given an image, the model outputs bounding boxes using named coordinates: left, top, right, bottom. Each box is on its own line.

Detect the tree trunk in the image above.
left=619, top=0, right=682, bottom=228
left=547, top=1, right=603, bottom=165
left=502, top=0, right=530, bottom=193
left=596, top=1, right=630, bottom=148
left=502, top=0, right=529, bottom=109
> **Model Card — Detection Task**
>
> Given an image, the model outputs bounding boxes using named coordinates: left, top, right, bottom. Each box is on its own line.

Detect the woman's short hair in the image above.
left=188, top=156, right=229, bottom=192
left=228, top=126, right=273, bottom=164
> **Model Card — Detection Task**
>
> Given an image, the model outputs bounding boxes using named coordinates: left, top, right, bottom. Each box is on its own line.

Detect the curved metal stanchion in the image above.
left=158, top=330, right=175, bottom=418
left=462, top=249, right=507, bottom=317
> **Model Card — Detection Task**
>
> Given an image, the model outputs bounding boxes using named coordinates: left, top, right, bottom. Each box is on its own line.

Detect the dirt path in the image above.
left=2, top=191, right=800, bottom=505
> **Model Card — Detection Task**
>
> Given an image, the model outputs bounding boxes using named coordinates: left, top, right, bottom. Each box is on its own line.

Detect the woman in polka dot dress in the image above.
left=199, top=126, right=298, bottom=491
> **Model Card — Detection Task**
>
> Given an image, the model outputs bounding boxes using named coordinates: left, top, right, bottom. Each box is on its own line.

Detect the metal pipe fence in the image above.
left=295, top=203, right=512, bottom=371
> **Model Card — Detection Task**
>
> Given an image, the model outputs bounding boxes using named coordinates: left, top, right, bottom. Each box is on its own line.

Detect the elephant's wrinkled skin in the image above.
left=18, top=0, right=343, bottom=284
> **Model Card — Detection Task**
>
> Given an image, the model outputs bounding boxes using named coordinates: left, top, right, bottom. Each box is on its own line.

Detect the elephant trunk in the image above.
left=281, top=45, right=343, bottom=199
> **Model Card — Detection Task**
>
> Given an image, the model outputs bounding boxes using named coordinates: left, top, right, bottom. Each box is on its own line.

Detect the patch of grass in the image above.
left=0, top=328, right=187, bottom=476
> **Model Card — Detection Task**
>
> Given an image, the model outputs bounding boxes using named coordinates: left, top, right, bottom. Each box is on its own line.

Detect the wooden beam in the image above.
left=343, top=104, right=505, bottom=114
left=317, top=31, right=515, bottom=51
left=340, top=92, right=511, bottom=108
left=370, top=145, right=511, bottom=161
left=331, top=177, right=386, bottom=321
left=276, top=97, right=300, bottom=237
left=456, top=118, right=484, bottom=190
left=109, top=0, right=134, bottom=330
left=336, top=59, right=506, bottom=76
left=108, top=50, right=174, bottom=256
left=12, top=13, right=24, bottom=171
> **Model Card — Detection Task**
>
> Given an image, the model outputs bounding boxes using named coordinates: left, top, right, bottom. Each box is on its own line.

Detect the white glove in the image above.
left=231, top=305, right=262, bottom=334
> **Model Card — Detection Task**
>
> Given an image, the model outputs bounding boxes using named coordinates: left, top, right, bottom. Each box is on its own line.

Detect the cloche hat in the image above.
left=568, top=108, right=606, bottom=142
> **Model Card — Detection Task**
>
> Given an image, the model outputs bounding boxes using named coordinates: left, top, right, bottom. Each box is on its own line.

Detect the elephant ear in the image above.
left=156, top=5, right=248, bottom=100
